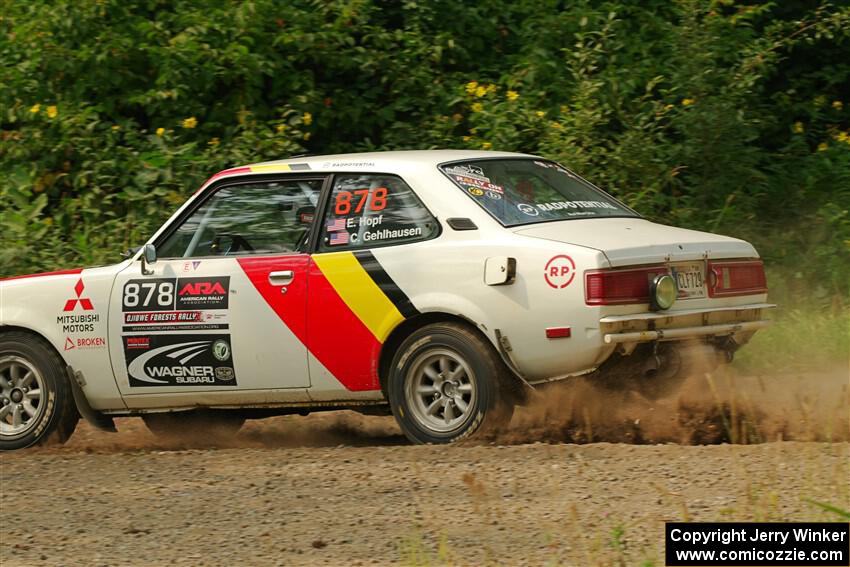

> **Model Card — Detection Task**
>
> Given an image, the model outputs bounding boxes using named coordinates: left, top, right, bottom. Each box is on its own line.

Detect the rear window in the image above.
left=439, top=159, right=638, bottom=226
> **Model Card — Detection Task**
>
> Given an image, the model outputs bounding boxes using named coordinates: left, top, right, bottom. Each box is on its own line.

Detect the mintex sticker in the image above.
left=123, top=334, right=236, bottom=387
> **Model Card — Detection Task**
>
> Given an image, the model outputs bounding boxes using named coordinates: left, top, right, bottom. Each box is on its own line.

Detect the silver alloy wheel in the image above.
left=0, top=356, right=47, bottom=438
left=404, top=348, right=477, bottom=434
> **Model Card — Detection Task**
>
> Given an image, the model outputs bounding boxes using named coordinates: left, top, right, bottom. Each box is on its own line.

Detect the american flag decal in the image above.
left=329, top=230, right=350, bottom=246
left=326, top=218, right=346, bottom=232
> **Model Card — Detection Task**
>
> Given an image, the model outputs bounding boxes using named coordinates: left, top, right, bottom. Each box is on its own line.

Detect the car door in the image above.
left=304, top=173, right=440, bottom=399
left=108, top=176, right=325, bottom=402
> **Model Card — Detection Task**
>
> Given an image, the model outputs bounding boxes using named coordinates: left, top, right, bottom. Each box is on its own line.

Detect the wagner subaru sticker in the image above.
left=123, top=334, right=237, bottom=387
left=211, top=339, right=231, bottom=362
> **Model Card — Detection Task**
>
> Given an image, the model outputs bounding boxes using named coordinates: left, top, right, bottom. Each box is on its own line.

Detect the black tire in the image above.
left=632, top=346, right=689, bottom=401
left=387, top=322, right=514, bottom=444
left=142, top=410, right=245, bottom=440
left=0, top=332, right=79, bottom=450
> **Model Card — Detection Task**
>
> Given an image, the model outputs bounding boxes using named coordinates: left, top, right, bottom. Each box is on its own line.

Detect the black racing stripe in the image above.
left=353, top=250, right=420, bottom=319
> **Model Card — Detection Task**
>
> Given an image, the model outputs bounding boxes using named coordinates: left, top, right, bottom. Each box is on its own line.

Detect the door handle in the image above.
left=268, top=270, right=295, bottom=286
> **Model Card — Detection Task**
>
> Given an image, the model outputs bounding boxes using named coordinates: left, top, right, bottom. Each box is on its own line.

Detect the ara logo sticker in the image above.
left=63, top=279, right=94, bottom=311
left=544, top=255, right=576, bottom=289
left=124, top=334, right=237, bottom=387
left=179, top=282, right=226, bottom=296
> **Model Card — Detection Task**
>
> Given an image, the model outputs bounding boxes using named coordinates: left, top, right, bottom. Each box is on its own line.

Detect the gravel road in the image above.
left=1, top=370, right=847, bottom=566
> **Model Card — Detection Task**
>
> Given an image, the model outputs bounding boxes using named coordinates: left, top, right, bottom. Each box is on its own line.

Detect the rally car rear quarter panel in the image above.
left=370, top=236, right=611, bottom=382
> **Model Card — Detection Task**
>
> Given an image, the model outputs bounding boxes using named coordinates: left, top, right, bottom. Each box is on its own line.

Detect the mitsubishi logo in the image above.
left=63, top=279, right=94, bottom=311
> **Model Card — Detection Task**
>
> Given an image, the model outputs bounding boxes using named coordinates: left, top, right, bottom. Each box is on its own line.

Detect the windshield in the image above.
left=439, top=159, right=638, bottom=227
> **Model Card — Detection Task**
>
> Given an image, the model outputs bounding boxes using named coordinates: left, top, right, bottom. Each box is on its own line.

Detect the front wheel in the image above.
left=387, top=323, right=513, bottom=444
left=0, top=333, right=79, bottom=450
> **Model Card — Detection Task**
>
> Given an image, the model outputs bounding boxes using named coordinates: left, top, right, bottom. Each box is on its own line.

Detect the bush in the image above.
left=1, top=0, right=849, bottom=309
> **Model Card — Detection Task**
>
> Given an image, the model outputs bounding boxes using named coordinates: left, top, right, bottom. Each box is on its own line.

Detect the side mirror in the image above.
left=141, top=243, right=157, bottom=275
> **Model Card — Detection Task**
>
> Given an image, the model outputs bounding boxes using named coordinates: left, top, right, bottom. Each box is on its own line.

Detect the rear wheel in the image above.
left=142, top=410, right=245, bottom=440
left=387, top=323, right=513, bottom=444
left=0, top=333, right=79, bottom=450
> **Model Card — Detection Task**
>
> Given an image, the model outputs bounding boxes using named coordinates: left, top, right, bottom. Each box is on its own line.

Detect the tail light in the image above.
left=708, top=260, right=767, bottom=297
left=585, top=266, right=669, bottom=305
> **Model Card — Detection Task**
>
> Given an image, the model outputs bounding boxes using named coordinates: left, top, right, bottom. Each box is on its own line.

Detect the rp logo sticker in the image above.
left=544, top=255, right=576, bottom=289
left=517, top=203, right=539, bottom=216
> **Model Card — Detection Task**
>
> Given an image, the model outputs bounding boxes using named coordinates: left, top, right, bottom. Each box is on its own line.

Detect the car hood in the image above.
left=511, top=218, right=757, bottom=267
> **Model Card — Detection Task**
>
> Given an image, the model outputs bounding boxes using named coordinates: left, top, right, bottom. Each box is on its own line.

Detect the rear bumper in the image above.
left=600, top=302, right=775, bottom=346
left=604, top=320, right=771, bottom=344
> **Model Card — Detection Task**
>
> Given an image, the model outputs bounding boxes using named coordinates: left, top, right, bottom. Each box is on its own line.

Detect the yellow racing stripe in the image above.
left=250, top=164, right=292, bottom=173
left=312, top=252, right=404, bottom=343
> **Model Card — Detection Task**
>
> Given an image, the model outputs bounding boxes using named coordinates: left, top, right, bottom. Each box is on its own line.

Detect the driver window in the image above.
left=157, top=179, right=323, bottom=258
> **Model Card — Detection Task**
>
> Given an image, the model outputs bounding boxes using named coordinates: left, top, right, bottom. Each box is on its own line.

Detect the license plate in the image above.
left=670, top=262, right=706, bottom=299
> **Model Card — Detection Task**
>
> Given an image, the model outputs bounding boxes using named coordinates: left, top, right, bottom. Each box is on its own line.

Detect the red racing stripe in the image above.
left=306, top=259, right=382, bottom=391
left=237, top=256, right=309, bottom=342
left=237, top=256, right=380, bottom=391
left=1, top=268, right=83, bottom=282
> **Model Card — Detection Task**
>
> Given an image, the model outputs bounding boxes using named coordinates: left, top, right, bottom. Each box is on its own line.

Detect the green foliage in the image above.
left=2, top=0, right=849, bottom=308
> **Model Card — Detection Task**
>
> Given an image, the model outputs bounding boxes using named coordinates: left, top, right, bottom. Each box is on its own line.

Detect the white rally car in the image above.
left=0, top=151, right=774, bottom=449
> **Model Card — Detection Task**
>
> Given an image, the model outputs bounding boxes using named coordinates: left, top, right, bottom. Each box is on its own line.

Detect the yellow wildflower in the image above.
left=276, top=123, right=287, bottom=134
left=465, top=81, right=478, bottom=95
left=302, top=112, right=313, bottom=125
left=111, top=125, right=120, bottom=131
left=834, top=131, right=848, bottom=142
left=471, top=102, right=483, bottom=113
left=486, top=84, right=497, bottom=94
left=681, top=98, right=695, bottom=106
left=832, top=100, right=844, bottom=110
left=182, top=117, right=197, bottom=129
left=303, top=132, right=311, bottom=141
left=482, top=141, right=492, bottom=150
left=452, top=113, right=463, bottom=122
left=29, top=104, right=41, bottom=114
left=506, top=90, right=519, bottom=102
left=535, top=111, right=545, bottom=118
left=208, top=137, right=220, bottom=147
left=156, top=127, right=165, bottom=136
left=817, top=142, right=829, bottom=152
left=792, top=122, right=804, bottom=134
left=664, top=104, right=674, bottom=111
left=462, top=136, right=471, bottom=142
left=550, top=121, right=563, bottom=129
left=46, top=105, right=58, bottom=118
left=475, top=85, right=487, bottom=98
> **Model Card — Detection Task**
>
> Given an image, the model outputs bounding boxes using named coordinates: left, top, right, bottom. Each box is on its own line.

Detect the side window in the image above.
left=319, top=174, right=438, bottom=251
left=157, top=179, right=323, bottom=258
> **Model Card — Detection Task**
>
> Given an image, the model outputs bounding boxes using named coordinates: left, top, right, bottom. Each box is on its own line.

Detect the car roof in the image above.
left=244, top=149, right=537, bottom=172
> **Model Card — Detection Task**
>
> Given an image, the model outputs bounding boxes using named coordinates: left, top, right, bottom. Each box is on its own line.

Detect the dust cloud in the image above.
left=499, top=366, right=849, bottom=445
